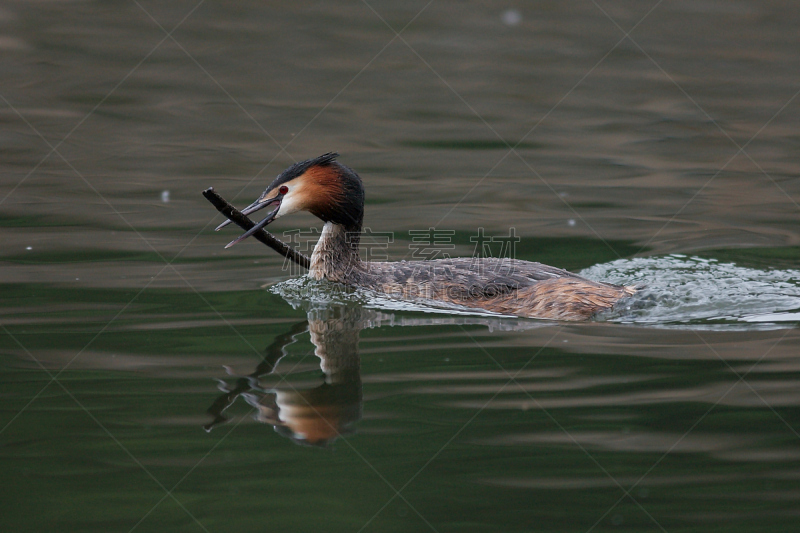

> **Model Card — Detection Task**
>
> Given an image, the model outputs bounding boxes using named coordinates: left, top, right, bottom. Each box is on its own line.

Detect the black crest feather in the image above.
left=262, top=152, right=364, bottom=233
left=269, top=152, right=340, bottom=189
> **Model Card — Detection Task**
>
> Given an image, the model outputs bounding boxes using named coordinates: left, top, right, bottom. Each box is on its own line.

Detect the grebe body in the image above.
left=219, top=153, right=636, bottom=321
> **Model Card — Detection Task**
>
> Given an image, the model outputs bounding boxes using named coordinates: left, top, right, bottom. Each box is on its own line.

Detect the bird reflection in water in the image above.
left=204, top=303, right=546, bottom=446
left=204, top=305, right=363, bottom=447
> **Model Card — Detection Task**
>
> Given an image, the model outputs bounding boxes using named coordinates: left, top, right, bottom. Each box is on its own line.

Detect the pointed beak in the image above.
left=219, top=193, right=283, bottom=249
left=214, top=195, right=276, bottom=232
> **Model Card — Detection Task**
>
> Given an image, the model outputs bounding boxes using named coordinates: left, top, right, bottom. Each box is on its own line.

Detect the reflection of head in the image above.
left=244, top=382, right=362, bottom=447
left=207, top=303, right=544, bottom=445
left=244, top=305, right=365, bottom=447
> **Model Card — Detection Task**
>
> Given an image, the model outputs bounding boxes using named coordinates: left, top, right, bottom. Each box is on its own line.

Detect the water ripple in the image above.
left=273, top=254, right=800, bottom=330
left=582, top=255, right=800, bottom=330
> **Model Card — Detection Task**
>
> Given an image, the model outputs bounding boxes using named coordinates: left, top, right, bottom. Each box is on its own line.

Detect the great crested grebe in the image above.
left=216, top=153, right=636, bottom=320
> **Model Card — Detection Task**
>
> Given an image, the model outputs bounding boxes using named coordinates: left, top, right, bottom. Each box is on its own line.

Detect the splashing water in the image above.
left=580, top=255, right=800, bottom=329
left=270, top=255, right=800, bottom=330
left=271, top=276, right=511, bottom=319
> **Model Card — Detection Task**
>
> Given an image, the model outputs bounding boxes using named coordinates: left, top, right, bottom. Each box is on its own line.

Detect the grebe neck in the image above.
left=309, top=222, right=363, bottom=282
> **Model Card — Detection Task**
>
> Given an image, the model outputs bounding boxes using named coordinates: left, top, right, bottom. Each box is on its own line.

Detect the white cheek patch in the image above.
left=275, top=192, right=302, bottom=220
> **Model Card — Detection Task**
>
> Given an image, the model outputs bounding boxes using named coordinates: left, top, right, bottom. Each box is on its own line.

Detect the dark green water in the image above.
left=2, top=1, right=800, bottom=532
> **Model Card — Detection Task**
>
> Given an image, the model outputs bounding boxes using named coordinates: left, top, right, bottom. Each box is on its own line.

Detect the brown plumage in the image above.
left=221, top=153, right=637, bottom=321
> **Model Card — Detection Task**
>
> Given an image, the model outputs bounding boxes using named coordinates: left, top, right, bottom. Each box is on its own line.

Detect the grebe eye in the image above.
left=279, top=185, right=289, bottom=195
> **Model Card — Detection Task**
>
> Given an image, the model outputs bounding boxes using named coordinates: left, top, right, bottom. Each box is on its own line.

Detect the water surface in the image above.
left=2, top=1, right=800, bottom=532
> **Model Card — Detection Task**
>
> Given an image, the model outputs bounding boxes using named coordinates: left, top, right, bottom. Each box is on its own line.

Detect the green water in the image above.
left=3, top=1, right=800, bottom=532
left=3, top=257, right=800, bottom=532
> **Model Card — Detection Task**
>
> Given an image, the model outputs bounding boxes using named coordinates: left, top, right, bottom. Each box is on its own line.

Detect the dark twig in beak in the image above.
left=214, top=196, right=271, bottom=231
left=223, top=191, right=283, bottom=248
left=224, top=203, right=280, bottom=248
left=202, top=187, right=309, bottom=269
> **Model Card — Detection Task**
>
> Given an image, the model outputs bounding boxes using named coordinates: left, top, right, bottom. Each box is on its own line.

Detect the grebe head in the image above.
left=220, top=152, right=364, bottom=248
